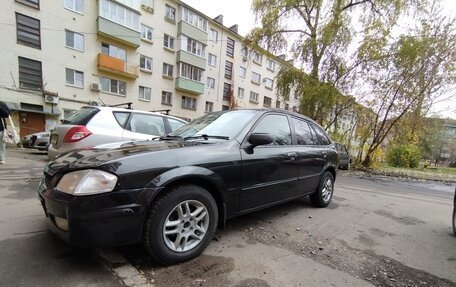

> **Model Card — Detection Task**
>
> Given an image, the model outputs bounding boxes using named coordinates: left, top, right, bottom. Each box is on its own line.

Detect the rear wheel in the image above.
left=143, top=184, right=218, bottom=265
left=310, top=172, right=334, bottom=208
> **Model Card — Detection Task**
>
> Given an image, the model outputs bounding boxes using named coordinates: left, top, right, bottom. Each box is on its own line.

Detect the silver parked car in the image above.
left=22, top=131, right=51, bottom=151
left=48, top=106, right=187, bottom=160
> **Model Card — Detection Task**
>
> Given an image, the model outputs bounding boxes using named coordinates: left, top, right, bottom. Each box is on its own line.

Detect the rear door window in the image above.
left=128, top=113, right=166, bottom=136
left=311, top=124, right=331, bottom=145
left=113, top=112, right=131, bottom=127
left=291, top=117, right=314, bottom=145
left=63, top=107, right=99, bottom=125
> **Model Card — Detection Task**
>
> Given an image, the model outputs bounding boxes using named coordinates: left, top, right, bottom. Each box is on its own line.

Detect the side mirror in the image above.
left=248, top=133, right=273, bottom=147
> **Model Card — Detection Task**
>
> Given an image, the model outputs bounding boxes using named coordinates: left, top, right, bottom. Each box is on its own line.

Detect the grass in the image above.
left=369, top=163, right=456, bottom=182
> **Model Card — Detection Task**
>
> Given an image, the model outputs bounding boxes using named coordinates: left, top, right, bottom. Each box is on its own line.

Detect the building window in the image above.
left=182, top=7, right=208, bottom=31
left=162, top=91, right=172, bottom=105
left=226, top=37, right=235, bottom=57
left=205, top=101, right=213, bottom=112
left=65, top=68, right=83, bottom=88
left=253, top=52, right=262, bottom=65
left=251, top=72, right=261, bottom=85
left=141, top=24, right=153, bottom=41
left=249, top=91, right=259, bottom=103
left=237, top=87, right=244, bottom=99
left=100, top=76, right=126, bottom=96
left=102, top=42, right=126, bottom=61
left=140, top=55, right=153, bottom=72
left=267, top=59, right=276, bottom=71
left=208, top=53, right=217, bottom=67
left=239, top=66, right=246, bottom=78
left=100, top=0, right=139, bottom=31
left=16, top=13, right=40, bottom=49
left=65, top=30, right=84, bottom=51
left=165, top=4, right=176, bottom=21
left=264, top=78, right=273, bottom=89
left=276, top=100, right=280, bottom=108
left=183, top=36, right=206, bottom=57
left=163, top=63, right=173, bottom=78
left=240, top=46, right=248, bottom=57
left=263, top=96, right=272, bottom=107
left=180, top=63, right=203, bottom=82
left=164, top=34, right=174, bottom=50
left=223, top=83, right=231, bottom=101
left=209, top=29, right=218, bottom=42
left=207, top=77, right=215, bottom=89
left=222, top=105, right=229, bottom=111
left=141, top=0, right=153, bottom=8
left=16, top=0, right=40, bottom=9
left=224, top=61, right=233, bottom=80
left=182, top=96, right=197, bottom=110
left=18, top=57, right=42, bottom=90
left=139, top=86, right=151, bottom=101
left=64, top=0, right=83, bottom=13
left=285, top=103, right=289, bottom=110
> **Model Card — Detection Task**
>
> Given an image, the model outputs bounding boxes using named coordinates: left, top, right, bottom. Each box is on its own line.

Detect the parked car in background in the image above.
left=334, top=142, right=351, bottom=170
left=21, top=131, right=50, bottom=151
left=48, top=106, right=187, bottom=160
left=38, top=109, right=338, bottom=265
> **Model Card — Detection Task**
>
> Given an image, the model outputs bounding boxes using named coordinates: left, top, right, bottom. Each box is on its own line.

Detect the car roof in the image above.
left=216, top=108, right=318, bottom=124
left=81, top=106, right=187, bottom=123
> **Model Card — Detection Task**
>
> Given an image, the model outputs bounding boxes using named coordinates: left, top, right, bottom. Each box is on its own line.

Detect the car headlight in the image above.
left=56, top=169, right=118, bottom=196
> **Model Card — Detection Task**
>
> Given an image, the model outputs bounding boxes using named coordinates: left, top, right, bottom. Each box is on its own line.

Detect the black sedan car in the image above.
left=38, top=109, right=338, bottom=264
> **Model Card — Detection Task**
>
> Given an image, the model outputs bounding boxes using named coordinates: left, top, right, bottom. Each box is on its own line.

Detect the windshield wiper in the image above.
left=159, top=134, right=182, bottom=140
left=184, top=134, right=229, bottom=140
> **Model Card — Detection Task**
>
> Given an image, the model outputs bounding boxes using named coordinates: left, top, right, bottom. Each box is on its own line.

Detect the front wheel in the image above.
left=310, top=171, right=334, bottom=208
left=143, top=184, right=218, bottom=265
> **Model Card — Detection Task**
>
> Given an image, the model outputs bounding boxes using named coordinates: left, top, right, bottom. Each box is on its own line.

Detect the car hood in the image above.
left=47, top=140, right=211, bottom=173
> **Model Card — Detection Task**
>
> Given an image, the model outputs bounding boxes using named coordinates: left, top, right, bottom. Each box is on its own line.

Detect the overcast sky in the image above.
left=182, top=0, right=455, bottom=119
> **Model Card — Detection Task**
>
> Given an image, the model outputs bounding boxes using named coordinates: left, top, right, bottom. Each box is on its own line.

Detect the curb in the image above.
left=94, top=248, right=155, bottom=287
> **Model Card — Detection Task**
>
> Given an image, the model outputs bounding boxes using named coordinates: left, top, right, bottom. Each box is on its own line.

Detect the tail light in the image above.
left=63, top=126, right=92, bottom=143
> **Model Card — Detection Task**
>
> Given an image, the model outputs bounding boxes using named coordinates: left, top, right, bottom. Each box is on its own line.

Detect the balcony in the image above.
left=178, top=21, right=207, bottom=42
left=175, top=78, right=204, bottom=95
left=97, top=17, right=140, bottom=48
left=176, top=51, right=206, bottom=70
left=97, top=53, right=139, bottom=79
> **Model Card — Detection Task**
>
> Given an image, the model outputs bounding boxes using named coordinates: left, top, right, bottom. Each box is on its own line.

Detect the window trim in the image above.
left=100, top=76, right=127, bottom=96
left=16, top=12, right=41, bottom=49
left=163, top=33, right=175, bottom=50
left=65, top=68, right=84, bottom=88
left=249, top=91, right=259, bottom=104
left=140, top=55, right=153, bottom=73
left=165, top=4, right=176, bottom=22
left=181, top=96, right=197, bottom=110
left=161, top=90, right=173, bottom=106
left=18, top=56, right=42, bottom=91
left=138, top=86, right=151, bottom=102
left=64, top=0, right=84, bottom=15
left=65, top=29, right=84, bottom=52
left=140, top=24, right=153, bottom=42
left=251, top=72, right=261, bottom=85
left=16, top=0, right=40, bottom=9
left=162, top=62, right=174, bottom=78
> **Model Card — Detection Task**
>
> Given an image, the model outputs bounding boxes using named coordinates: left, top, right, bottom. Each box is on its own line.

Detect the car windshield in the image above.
left=169, top=110, right=259, bottom=140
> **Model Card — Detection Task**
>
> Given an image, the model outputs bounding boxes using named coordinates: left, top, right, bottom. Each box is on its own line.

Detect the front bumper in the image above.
left=37, top=179, right=157, bottom=248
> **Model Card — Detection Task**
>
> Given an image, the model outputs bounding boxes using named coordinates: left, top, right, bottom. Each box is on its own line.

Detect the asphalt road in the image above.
left=0, top=148, right=455, bottom=287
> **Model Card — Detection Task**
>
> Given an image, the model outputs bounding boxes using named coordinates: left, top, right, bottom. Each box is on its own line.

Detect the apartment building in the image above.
left=0, top=0, right=293, bottom=138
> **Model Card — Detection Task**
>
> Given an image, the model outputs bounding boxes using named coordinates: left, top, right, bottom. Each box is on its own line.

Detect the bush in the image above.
left=386, top=144, right=421, bottom=168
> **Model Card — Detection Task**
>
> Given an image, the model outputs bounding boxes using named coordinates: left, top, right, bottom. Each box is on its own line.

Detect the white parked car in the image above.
left=48, top=106, right=187, bottom=160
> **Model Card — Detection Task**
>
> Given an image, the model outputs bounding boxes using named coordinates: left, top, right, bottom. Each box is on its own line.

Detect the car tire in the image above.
left=310, top=171, right=334, bottom=208
left=143, top=184, right=218, bottom=265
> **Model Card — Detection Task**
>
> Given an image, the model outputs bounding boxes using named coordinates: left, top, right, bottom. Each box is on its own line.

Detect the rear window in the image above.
left=62, top=107, right=99, bottom=125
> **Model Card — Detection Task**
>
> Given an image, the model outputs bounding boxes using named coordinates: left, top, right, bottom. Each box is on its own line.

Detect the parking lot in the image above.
left=0, top=147, right=454, bottom=287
